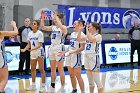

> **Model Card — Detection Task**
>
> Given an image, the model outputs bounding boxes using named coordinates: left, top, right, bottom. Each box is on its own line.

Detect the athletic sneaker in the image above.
left=26, top=85, right=36, bottom=91
left=0, top=92, right=5, bottom=93
left=71, top=89, right=77, bottom=93
left=49, top=86, right=55, bottom=92
left=59, top=85, right=65, bottom=92
left=39, top=86, right=46, bottom=93
left=61, top=85, right=65, bottom=89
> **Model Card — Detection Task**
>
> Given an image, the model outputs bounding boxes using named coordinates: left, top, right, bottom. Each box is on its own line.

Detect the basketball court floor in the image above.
left=5, top=68, right=140, bottom=93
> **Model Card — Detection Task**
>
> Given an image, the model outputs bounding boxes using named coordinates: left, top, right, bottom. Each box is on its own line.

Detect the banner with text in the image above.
left=58, top=5, right=140, bottom=28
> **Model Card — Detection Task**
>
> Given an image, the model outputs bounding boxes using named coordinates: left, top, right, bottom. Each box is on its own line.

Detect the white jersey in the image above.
left=69, top=32, right=86, bottom=51
left=0, top=39, right=3, bottom=52
left=66, top=32, right=86, bottom=68
left=28, top=30, right=44, bottom=50
left=0, top=39, right=7, bottom=68
left=85, top=34, right=102, bottom=54
left=51, top=26, right=65, bottom=45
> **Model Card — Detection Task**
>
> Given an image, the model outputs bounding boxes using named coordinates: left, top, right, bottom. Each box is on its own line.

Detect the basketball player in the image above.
left=40, top=11, right=67, bottom=90
left=0, top=21, right=18, bottom=93
left=82, top=22, right=103, bottom=93
left=21, top=20, right=46, bottom=92
left=58, top=20, right=86, bottom=93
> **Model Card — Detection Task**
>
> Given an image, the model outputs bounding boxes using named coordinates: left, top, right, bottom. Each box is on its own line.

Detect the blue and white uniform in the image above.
left=84, top=33, right=102, bottom=71
left=28, top=30, right=44, bottom=59
left=49, top=26, right=66, bottom=62
left=0, top=39, right=7, bottom=68
left=66, top=32, right=86, bottom=68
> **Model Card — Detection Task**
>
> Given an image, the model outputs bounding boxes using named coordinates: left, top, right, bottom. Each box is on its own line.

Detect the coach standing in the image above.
left=17, top=18, right=32, bottom=75
left=128, top=21, right=140, bottom=68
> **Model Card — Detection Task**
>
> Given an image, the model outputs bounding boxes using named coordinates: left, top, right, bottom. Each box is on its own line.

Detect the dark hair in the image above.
left=76, top=20, right=86, bottom=34
left=57, top=14, right=64, bottom=20
left=35, top=20, right=40, bottom=26
left=91, top=22, right=102, bottom=34
left=77, top=20, right=85, bottom=26
left=33, top=20, right=40, bottom=29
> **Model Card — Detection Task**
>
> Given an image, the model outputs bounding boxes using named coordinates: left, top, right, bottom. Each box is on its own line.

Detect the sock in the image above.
left=32, top=82, right=36, bottom=86
left=73, top=89, right=77, bottom=92
left=51, top=83, right=55, bottom=88
left=42, top=83, right=46, bottom=87
left=0, top=92, right=5, bottom=93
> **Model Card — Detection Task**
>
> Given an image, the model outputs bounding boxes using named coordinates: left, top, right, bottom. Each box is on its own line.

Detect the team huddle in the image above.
left=0, top=11, right=103, bottom=93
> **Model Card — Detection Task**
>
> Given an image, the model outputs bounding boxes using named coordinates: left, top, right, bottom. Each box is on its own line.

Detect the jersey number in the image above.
left=86, top=44, right=91, bottom=50
left=32, top=41, right=35, bottom=47
left=52, top=34, right=56, bottom=39
left=70, top=41, right=74, bottom=47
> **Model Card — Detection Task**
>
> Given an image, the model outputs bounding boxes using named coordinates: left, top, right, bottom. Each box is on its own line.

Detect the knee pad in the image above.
left=93, top=72, right=103, bottom=89
left=87, top=74, right=95, bottom=87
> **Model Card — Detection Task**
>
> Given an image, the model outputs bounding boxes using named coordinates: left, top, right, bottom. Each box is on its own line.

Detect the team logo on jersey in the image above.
left=122, top=9, right=140, bottom=28
left=108, top=47, right=118, bottom=60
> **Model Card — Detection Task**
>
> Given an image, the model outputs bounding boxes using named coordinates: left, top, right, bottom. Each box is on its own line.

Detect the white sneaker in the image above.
left=39, top=86, right=46, bottom=93
left=60, top=85, right=65, bottom=92
left=49, top=86, right=55, bottom=92
left=26, top=85, right=36, bottom=91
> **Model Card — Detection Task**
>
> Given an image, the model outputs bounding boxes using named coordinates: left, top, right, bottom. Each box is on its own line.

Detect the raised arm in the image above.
left=40, top=10, right=52, bottom=31
left=86, top=24, right=97, bottom=43
left=0, top=21, right=18, bottom=37
left=77, top=24, right=85, bottom=42
left=16, top=27, right=21, bottom=43
left=53, top=12, right=67, bottom=34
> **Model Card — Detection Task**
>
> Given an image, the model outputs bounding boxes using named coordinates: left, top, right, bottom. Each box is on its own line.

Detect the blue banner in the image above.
left=58, top=5, right=140, bottom=28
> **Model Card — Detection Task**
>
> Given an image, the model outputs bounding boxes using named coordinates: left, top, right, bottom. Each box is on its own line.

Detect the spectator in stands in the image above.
left=112, top=34, right=121, bottom=40
left=65, top=34, right=71, bottom=40
left=5, top=36, right=17, bottom=43
left=65, top=33, right=71, bottom=44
